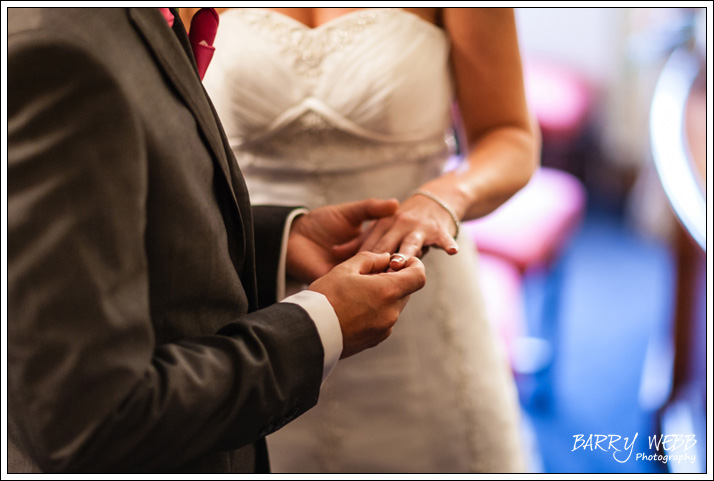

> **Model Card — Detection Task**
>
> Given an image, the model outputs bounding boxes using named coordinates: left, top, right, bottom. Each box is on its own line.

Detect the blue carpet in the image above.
left=519, top=208, right=677, bottom=473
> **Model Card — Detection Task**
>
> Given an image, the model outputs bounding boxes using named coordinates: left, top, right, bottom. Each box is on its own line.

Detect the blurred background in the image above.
left=462, top=7, right=708, bottom=474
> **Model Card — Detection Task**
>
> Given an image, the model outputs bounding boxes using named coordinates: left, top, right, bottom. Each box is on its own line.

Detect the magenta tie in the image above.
left=188, top=8, right=219, bottom=80
left=158, top=8, right=218, bottom=80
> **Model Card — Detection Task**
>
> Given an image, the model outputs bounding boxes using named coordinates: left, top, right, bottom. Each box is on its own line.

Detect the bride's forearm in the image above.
left=419, top=125, right=539, bottom=223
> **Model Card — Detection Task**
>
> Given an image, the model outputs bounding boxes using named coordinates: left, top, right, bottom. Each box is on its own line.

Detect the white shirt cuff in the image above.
left=276, top=208, right=310, bottom=302
left=281, top=290, right=343, bottom=383
left=278, top=208, right=343, bottom=383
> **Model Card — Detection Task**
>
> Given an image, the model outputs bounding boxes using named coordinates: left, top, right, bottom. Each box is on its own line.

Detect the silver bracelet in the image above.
left=412, top=189, right=460, bottom=239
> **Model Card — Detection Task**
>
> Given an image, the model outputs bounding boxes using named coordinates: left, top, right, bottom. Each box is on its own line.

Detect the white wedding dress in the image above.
left=204, top=8, right=525, bottom=473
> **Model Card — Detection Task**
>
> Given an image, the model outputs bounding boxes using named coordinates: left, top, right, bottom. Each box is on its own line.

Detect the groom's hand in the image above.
left=308, top=251, right=426, bottom=358
left=286, top=198, right=399, bottom=284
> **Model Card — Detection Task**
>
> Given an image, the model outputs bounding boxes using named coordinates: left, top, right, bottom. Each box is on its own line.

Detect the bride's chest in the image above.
left=214, top=8, right=449, bottom=87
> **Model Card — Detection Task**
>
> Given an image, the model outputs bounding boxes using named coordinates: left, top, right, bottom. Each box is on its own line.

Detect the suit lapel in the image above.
left=127, top=8, right=244, bottom=214
left=168, top=8, right=197, bottom=71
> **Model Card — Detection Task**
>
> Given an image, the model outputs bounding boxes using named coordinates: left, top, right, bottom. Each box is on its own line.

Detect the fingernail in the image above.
left=449, top=245, right=459, bottom=254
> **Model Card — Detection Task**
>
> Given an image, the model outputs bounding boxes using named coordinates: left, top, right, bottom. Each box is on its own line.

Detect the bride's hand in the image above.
left=335, top=193, right=460, bottom=270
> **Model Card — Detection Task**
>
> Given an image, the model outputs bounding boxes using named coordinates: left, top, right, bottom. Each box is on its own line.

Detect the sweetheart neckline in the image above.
left=220, top=7, right=445, bottom=37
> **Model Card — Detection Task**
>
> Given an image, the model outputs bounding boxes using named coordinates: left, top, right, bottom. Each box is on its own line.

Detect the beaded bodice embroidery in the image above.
left=234, top=8, right=388, bottom=85
left=204, top=7, right=454, bottom=165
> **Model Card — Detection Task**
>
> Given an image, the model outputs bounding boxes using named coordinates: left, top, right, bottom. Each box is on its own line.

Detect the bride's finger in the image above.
left=385, top=231, right=426, bottom=270
left=432, top=229, right=459, bottom=255
left=371, top=222, right=426, bottom=258
left=395, top=230, right=426, bottom=259
left=359, top=217, right=396, bottom=253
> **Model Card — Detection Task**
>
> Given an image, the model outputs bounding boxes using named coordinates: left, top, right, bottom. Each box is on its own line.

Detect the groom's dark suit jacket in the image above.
left=8, top=8, right=324, bottom=473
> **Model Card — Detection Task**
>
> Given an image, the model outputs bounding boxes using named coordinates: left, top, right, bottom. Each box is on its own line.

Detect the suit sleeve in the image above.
left=8, top=34, right=323, bottom=473
left=251, top=205, right=298, bottom=309
left=251, top=206, right=344, bottom=382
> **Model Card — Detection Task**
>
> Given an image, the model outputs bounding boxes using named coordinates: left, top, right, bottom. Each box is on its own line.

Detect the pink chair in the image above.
left=465, top=167, right=587, bottom=273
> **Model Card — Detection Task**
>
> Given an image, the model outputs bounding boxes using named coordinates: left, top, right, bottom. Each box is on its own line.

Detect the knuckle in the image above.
left=406, top=231, right=424, bottom=244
